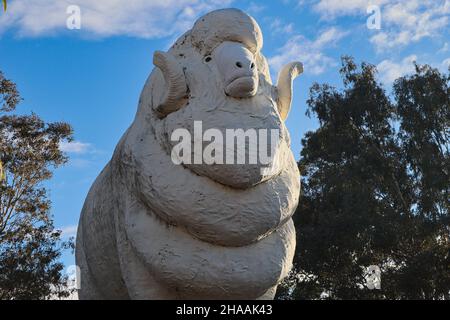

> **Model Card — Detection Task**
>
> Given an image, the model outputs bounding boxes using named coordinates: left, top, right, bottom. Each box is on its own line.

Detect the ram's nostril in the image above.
left=236, top=62, right=243, bottom=68
left=251, top=62, right=255, bottom=69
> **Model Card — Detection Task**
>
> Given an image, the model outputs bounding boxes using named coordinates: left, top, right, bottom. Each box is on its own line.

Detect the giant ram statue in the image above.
left=76, top=8, right=303, bottom=300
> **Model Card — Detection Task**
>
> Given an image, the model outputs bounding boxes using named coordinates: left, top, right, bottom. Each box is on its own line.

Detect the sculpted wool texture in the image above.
left=76, top=8, right=302, bottom=300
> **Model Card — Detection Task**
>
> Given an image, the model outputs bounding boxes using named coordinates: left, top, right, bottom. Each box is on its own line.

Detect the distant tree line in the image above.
left=0, top=71, right=73, bottom=299
left=278, top=57, right=449, bottom=300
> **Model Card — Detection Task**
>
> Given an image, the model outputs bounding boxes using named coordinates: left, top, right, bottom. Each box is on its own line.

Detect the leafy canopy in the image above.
left=0, top=71, right=74, bottom=299
left=280, top=57, right=449, bottom=300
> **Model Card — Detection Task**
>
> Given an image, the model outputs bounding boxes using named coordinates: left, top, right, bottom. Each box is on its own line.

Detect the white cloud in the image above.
left=59, top=225, right=78, bottom=238
left=313, top=27, right=348, bottom=48
left=377, top=55, right=417, bottom=84
left=313, top=0, right=388, bottom=18
left=312, top=0, right=449, bottom=51
left=270, top=18, right=294, bottom=35
left=439, top=42, right=450, bottom=53
left=60, top=141, right=91, bottom=154
left=371, top=1, right=449, bottom=51
left=247, top=2, right=266, bottom=15
left=370, top=30, right=411, bottom=50
left=442, top=58, right=450, bottom=69
left=0, top=0, right=233, bottom=38
left=269, top=27, right=348, bottom=75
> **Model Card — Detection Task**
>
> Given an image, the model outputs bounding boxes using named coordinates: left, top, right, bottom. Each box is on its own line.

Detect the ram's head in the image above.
left=146, top=8, right=302, bottom=189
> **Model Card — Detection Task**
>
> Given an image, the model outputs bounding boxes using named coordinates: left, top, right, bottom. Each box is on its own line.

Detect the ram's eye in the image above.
left=204, top=56, right=212, bottom=63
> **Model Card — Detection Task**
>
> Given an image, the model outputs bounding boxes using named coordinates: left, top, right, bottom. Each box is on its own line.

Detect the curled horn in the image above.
left=276, top=62, right=303, bottom=121
left=153, top=51, right=188, bottom=118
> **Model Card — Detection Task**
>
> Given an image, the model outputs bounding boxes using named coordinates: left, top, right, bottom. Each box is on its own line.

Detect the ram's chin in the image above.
left=184, top=142, right=289, bottom=189
left=185, top=163, right=280, bottom=189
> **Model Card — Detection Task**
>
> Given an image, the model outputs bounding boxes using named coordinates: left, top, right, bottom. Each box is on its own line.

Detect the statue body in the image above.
left=76, top=8, right=302, bottom=300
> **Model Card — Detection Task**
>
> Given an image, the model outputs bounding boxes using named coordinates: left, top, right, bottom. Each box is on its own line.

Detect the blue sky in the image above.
left=0, top=0, right=449, bottom=270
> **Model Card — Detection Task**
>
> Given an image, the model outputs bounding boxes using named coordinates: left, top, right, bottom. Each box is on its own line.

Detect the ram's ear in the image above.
left=153, top=51, right=188, bottom=119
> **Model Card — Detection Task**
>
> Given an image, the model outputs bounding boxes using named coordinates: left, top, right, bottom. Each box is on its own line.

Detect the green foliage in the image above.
left=2, top=0, right=6, bottom=12
left=0, top=71, right=74, bottom=299
left=283, top=57, right=450, bottom=300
